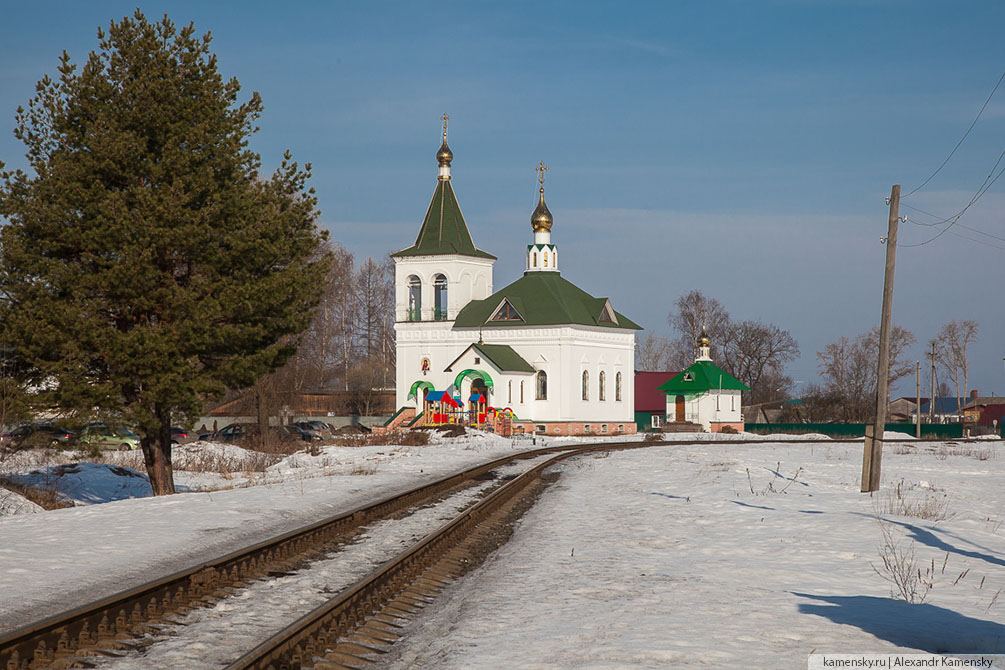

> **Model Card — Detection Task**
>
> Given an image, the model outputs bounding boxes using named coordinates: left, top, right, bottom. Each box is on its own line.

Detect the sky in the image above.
left=1, top=1, right=1003, bottom=397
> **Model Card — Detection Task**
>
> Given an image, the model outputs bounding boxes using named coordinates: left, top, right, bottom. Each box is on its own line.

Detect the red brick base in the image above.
left=512, top=421, right=637, bottom=437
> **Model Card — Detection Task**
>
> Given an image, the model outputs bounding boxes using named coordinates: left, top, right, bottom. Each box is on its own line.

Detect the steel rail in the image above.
left=0, top=443, right=587, bottom=669
left=224, top=442, right=650, bottom=670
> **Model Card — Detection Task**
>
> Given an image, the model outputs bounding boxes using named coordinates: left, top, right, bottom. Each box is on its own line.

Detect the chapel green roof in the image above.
left=656, top=360, right=749, bottom=394
left=446, top=343, right=536, bottom=374
left=390, top=179, right=496, bottom=260
left=453, top=272, right=642, bottom=330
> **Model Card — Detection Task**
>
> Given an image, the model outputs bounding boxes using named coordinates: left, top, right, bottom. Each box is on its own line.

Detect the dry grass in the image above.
left=931, top=443, right=996, bottom=461
left=326, top=431, right=431, bottom=448
left=172, top=449, right=279, bottom=474
left=871, top=520, right=935, bottom=604
left=880, top=479, right=955, bottom=522
left=0, top=476, right=72, bottom=510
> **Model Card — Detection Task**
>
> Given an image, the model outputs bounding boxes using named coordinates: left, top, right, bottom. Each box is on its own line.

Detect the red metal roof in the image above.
left=635, top=371, right=677, bottom=412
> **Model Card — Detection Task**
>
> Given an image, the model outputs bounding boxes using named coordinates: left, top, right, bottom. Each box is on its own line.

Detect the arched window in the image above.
left=407, top=275, right=421, bottom=321
left=582, top=370, right=589, bottom=401
left=532, top=252, right=537, bottom=268
left=508, top=380, right=512, bottom=404
left=543, top=253, right=549, bottom=267
left=520, top=381, right=525, bottom=403
left=599, top=371, right=606, bottom=401
left=433, top=274, right=448, bottom=320
left=615, top=371, right=622, bottom=401
left=536, top=371, right=547, bottom=400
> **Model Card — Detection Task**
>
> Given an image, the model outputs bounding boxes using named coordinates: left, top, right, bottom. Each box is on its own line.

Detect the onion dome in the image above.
left=531, top=187, right=554, bottom=232
left=437, top=139, right=453, bottom=167
left=697, top=330, right=711, bottom=348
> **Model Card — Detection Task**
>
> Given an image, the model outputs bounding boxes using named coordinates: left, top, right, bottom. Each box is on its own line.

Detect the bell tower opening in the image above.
left=434, top=274, right=448, bottom=320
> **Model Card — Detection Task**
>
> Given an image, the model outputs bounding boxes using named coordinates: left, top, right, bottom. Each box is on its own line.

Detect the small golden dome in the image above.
left=531, top=188, right=553, bottom=232
left=697, top=330, right=711, bottom=347
left=436, top=139, right=453, bottom=166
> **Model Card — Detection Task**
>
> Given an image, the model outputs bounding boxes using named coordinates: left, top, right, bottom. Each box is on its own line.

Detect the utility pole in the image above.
left=929, top=342, right=937, bottom=423
left=916, top=361, right=921, bottom=439
left=862, top=184, right=899, bottom=493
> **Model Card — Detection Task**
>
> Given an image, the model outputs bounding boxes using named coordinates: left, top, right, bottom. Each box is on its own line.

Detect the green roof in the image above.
left=453, top=272, right=641, bottom=330
left=390, top=179, right=495, bottom=260
left=475, top=343, right=536, bottom=373
left=444, top=342, right=536, bottom=374
left=656, top=360, right=749, bottom=394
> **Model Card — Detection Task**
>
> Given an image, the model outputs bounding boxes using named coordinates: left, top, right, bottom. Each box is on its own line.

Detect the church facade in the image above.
left=390, top=123, right=640, bottom=436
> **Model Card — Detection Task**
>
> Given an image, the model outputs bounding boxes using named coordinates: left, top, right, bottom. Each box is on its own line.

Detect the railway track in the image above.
left=0, top=441, right=637, bottom=669
left=3, top=435, right=965, bottom=669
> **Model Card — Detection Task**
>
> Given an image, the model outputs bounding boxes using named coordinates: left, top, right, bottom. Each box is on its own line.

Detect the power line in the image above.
left=898, top=146, right=1005, bottom=247
left=901, top=202, right=1005, bottom=243
left=904, top=68, right=1005, bottom=198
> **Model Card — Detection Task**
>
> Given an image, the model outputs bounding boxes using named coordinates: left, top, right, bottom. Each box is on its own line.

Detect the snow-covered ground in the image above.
left=385, top=439, right=1005, bottom=668
left=2, top=432, right=1004, bottom=669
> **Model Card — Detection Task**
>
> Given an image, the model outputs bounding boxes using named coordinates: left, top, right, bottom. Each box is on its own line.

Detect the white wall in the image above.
left=393, top=255, right=494, bottom=322
left=395, top=320, right=636, bottom=423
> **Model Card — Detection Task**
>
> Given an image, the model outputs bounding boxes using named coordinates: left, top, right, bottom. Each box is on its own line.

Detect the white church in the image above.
left=388, top=120, right=641, bottom=436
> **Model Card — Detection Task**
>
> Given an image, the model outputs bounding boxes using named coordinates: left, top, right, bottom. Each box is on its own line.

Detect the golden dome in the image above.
left=436, top=139, right=453, bottom=166
left=697, top=330, right=711, bottom=348
left=531, top=188, right=553, bottom=232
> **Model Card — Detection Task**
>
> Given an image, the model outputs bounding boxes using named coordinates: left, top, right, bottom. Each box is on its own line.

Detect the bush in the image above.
left=720, top=425, right=738, bottom=434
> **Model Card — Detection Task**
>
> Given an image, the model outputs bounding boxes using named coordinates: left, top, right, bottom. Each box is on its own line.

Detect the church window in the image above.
left=508, top=380, right=512, bottom=404
left=599, top=371, right=606, bottom=401
left=582, top=371, right=589, bottom=401
left=532, top=252, right=537, bottom=267
left=599, top=305, right=615, bottom=323
left=615, top=372, right=623, bottom=401
left=520, top=381, right=525, bottom=403
left=407, top=276, right=422, bottom=321
left=543, top=253, right=548, bottom=267
left=536, top=371, right=547, bottom=400
left=433, top=274, right=448, bottom=321
left=601, top=424, right=608, bottom=434
left=490, top=299, right=524, bottom=322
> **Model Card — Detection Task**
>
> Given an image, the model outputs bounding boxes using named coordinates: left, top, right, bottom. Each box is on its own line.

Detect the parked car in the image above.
left=77, top=424, right=141, bottom=451
left=204, top=423, right=257, bottom=443
left=293, top=421, right=326, bottom=441
left=7, top=423, right=74, bottom=448
left=275, top=424, right=313, bottom=442
left=171, top=426, right=195, bottom=445
left=203, top=422, right=311, bottom=446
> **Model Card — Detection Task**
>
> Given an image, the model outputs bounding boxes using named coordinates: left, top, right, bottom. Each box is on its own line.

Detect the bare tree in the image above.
left=636, top=333, right=673, bottom=371
left=935, top=320, right=979, bottom=420
left=816, top=326, right=916, bottom=422
left=719, top=320, right=799, bottom=404
left=666, top=290, right=729, bottom=369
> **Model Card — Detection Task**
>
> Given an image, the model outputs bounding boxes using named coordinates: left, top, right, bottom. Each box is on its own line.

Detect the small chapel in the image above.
left=657, top=329, right=749, bottom=433
left=388, top=119, right=641, bottom=436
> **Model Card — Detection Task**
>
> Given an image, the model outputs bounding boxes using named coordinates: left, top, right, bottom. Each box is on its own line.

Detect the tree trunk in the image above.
left=142, top=406, right=176, bottom=495
left=256, top=386, right=269, bottom=450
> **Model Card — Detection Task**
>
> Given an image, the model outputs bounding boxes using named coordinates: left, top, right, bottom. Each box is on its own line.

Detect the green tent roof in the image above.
left=452, top=272, right=641, bottom=330
left=475, top=343, right=535, bottom=372
left=656, top=360, right=749, bottom=394
left=390, top=179, right=495, bottom=260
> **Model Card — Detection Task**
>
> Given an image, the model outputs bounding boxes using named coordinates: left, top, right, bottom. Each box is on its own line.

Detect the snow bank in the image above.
left=2, top=462, right=153, bottom=506
left=0, top=487, right=43, bottom=516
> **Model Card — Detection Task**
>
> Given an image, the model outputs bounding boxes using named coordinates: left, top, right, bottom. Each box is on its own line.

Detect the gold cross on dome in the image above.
left=536, top=161, right=548, bottom=189
left=441, top=113, right=450, bottom=139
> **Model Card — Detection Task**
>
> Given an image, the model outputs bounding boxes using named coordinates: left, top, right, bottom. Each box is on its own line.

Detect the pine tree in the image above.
left=0, top=12, right=329, bottom=494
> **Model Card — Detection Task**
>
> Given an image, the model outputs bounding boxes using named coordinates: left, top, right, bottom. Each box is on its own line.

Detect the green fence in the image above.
left=744, top=422, right=967, bottom=440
